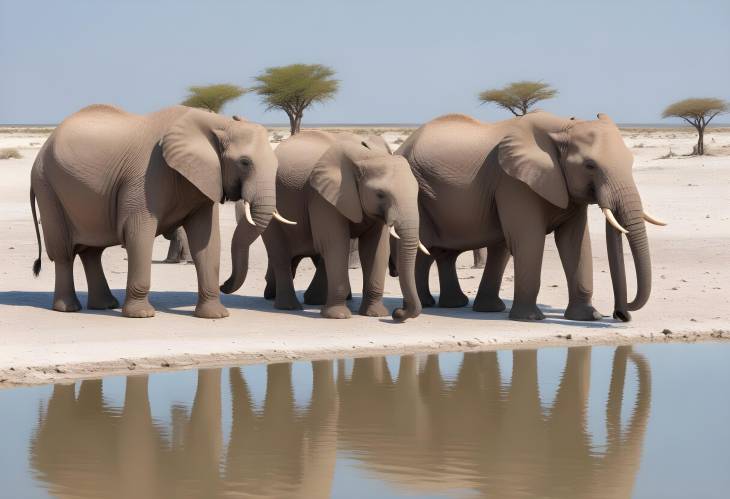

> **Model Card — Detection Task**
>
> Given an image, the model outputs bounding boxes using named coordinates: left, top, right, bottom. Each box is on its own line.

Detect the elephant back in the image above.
left=275, top=130, right=338, bottom=190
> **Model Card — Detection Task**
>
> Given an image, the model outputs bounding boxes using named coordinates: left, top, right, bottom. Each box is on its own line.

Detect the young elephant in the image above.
left=30, top=104, right=278, bottom=318
left=222, top=131, right=426, bottom=321
left=396, top=112, right=666, bottom=322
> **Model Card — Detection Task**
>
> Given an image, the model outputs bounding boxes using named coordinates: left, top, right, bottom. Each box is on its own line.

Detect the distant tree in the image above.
left=661, top=97, right=729, bottom=155
left=253, top=64, right=339, bottom=135
left=182, top=84, right=246, bottom=113
left=479, top=80, right=558, bottom=116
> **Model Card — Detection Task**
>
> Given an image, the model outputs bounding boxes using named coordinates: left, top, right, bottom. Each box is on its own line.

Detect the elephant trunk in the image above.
left=220, top=194, right=275, bottom=294
left=391, top=221, right=422, bottom=322
left=603, top=184, right=651, bottom=321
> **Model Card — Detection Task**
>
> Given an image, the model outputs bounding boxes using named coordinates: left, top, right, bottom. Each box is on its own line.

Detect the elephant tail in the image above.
left=30, top=187, right=42, bottom=276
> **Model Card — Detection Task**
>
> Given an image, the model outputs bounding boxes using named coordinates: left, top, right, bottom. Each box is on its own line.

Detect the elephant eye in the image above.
left=584, top=160, right=597, bottom=170
left=239, top=157, right=253, bottom=168
left=376, top=190, right=386, bottom=199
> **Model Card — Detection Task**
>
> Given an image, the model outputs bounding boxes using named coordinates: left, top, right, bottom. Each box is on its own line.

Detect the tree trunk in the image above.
left=287, top=113, right=297, bottom=136
left=696, top=125, right=705, bottom=155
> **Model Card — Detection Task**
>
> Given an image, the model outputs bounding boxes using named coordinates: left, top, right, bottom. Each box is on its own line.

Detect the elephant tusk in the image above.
left=389, top=225, right=401, bottom=240
left=243, top=201, right=256, bottom=227
left=643, top=210, right=667, bottom=226
left=418, top=241, right=431, bottom=255
left=602, top=208, right=628, bottom=234
left=272, top=210, right=297, bottom=225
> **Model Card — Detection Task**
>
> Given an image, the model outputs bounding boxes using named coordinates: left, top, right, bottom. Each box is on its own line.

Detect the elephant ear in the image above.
left=309, top=142, right=368, bottom=223
left=497, top=121, right=569, bottom=209
left=161, top=110, right=224, bottom=203
left=362, top=134, right=392, bottom=154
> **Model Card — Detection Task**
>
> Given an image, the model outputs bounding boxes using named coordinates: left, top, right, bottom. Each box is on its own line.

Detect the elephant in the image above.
left=29, top=104, right=280, bottom=318
left=395, top=111, right=666, bottom=321
left=222, top=130, right=427, bottom=321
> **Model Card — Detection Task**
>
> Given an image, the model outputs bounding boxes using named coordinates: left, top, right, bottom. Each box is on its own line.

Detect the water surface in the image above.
left=1, top=343, right=728, bottom=498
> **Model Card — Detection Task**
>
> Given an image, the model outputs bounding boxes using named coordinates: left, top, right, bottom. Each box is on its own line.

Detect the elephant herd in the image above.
left=30, top=104, right=665, bottom=322
left=30, top=347, right=651, bottom=498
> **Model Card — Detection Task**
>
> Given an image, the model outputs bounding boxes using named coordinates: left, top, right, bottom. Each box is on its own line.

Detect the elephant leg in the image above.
left=472, top=248, right=487, bottom=269
left=473, top=242, right=510, bottom=312
left=263, top=262, right=275, bottom=300
left=52, top=257, right=82, bottom=312
left=436, top=250, right=469, bottom=308
left=348, top=238, right=360, bottom=268
left=416, top=251, right=436, bottom=307
left=184, top=204, right=228, bottom=318
left=163, top=227, right=184, bottom=263
left=122, top=214, right=157, bottom=318
left=80, top=247, right=119, bottom=309
left=266, top=228, right=301, bottom=311
left=310, top=196, right=351, bottom=319
left=504, top=229, right=546, bottom=321
left=555, top=206, right=602, bottom=321
left=178, top=228, right=193, bottom=262
left=357, top=223, right=389, bottom=317
left=304, top=256, right=327, bottom=305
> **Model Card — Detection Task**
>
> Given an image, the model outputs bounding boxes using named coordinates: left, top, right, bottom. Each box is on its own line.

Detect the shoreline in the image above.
left=1, top=325, right=727, bottom=388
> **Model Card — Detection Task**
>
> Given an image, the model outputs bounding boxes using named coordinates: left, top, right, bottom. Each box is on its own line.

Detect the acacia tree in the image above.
left=253, top=64, right=339, bottom=135
left=182, top=83, right=246, bottom=113
left=479, top=80, right=557, bottom=116
left=662, top=97, right=728, bottom=155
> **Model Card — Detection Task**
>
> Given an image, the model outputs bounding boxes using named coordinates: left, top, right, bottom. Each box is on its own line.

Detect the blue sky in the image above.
left=1, top=0, right=728, bottom=124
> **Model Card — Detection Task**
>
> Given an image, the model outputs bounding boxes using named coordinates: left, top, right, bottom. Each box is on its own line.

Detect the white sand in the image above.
left=1, top=126, right=728, bottom=386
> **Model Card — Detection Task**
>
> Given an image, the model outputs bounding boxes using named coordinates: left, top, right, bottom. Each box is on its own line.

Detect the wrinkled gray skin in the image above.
left=396, top=112, right=654, bottom=322
left=222, top=131, right=422, bottom=321
left=30, top=105, right=277, bottom=318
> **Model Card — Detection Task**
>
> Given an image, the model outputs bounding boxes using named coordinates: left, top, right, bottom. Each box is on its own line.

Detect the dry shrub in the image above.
left=0, top=148, right=22, bottom=159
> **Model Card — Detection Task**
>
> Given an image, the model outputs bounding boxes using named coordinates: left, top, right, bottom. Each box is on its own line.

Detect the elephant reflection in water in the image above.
left=336, top=347, right=651, bottom=499
left=30, top=348, right=649, bottom=499
left=30, top=364, right=339, bottom=499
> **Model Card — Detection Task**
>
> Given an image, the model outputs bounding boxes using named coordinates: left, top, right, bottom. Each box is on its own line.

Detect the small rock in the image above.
left=705, top=214, right=710, bottom=219
left=661, top=329, right=672, bottom=336
left=565, top=334, right=572, bottom=340
left=54, top=366, right=66, bottom=374
left=671, top=287, right=679, bottom=290
left=8, top=246, right=14, bottom=250
left=161, top=361, right=171, bottom=367
left=690, top=318, right=697, bottom=322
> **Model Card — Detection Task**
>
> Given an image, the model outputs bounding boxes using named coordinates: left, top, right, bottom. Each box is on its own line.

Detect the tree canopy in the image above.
left=662, top=97, right=728, bottom=155
left=479, top=81, right=557, bottom=116
left=181, top=84, right=246, bottom=113
left=253, top=64, right=339, bottom=134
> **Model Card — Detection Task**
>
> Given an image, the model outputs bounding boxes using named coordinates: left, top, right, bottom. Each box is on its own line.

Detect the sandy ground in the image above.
left=1, top=125, right=729, bottom=386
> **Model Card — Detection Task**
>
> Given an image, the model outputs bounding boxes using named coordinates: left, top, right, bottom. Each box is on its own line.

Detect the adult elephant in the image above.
left=396, top=112, right=665, bottom=321
left=222, top=131, right=427, bottom=321
left=30, top=104, right=280, bottom=318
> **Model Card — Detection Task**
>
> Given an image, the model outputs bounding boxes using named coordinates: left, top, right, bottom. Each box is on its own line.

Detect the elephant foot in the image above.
left=53, top=294, right=82, bottom=313
left=194, top=299, right=229, bottom=319
left=264, top=282, right=276, bottom=300
left=420, top=293, right=436, bottom=307
left=564, top=303, right=603, bottom=321
left=359, top=301, right=389, bottom=317
left=303, top=289, right=326, bottom=306
left=87, top=293, right=120, bottom=310
left=509, top=303, right=545, bottom=321
left=473, top=295, right=506, bottom=313
left=162, top=257, right=181, bottom=264
left=438, top=291, right=469, bottom=308
left=122, top=297, right=155, bottom=318
left=321, top=304, right=352, bottom=319
left=274, top=295, right=303, bottom=311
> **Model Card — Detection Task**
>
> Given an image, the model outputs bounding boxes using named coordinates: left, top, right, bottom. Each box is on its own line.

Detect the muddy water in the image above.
left=1, top=343, right=728, bottom=499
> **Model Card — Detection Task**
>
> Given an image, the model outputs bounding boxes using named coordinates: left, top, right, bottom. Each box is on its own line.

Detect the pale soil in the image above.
left=1, top=126, right=729, bottom=386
